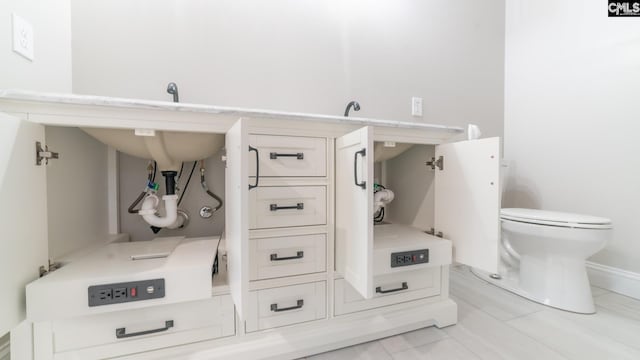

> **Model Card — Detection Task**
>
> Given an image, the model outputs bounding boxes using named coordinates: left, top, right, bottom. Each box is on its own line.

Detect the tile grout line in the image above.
left=440, top=332, right=494, bottom=360
left=505, top=315, right=573, bottom=360
left=591, top=286, right=612, bottom=298
left=376, top=339, right=395, bottom=359
left=451, top=295, right=569, bottom=359
left=502, top=311, right=584, bottom=360
left=388, top=337, right=478, bottom=360
left=451, top=284, right=546, bottom=323
left=450, top=266, right=545, bottom=319
left=382, top=329, right=452, bottom=356
left=504, top=309, right=640, bottom=359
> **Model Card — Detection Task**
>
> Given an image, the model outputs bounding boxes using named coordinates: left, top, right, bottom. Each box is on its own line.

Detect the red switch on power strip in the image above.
left=130, top=287, right=137, bottom=297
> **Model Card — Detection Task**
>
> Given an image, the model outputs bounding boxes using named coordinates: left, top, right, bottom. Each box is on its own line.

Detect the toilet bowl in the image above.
left=472, top=208, right=612, bottom=314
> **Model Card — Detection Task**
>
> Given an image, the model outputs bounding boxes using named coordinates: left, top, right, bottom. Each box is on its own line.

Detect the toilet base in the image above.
left=470, top=257, right=596, bottom=314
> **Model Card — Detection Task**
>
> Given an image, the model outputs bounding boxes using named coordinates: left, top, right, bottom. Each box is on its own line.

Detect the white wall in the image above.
left=71, top=0, right=348, bottom=115
left=71, top=0, right=504, bottom=135
left=503, top=0, right=640, bottom=272
left=0, top=0, right=72, bottom=92
left=344, top=1, right=505, bottom=136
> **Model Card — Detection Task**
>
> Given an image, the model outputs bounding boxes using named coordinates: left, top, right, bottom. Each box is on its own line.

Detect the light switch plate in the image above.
left=411, top=97, right=423, bottom=117
left=12, top=13, right=34, bottom=61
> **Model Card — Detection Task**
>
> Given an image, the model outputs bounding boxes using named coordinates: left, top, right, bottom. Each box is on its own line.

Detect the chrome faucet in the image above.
left=167, top=82, right=179, bottom=103
left=344, top=101, right=360, bottom=117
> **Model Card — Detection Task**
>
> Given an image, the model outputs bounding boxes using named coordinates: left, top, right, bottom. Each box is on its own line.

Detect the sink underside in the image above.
left=82, top=128, right=224, bottom=171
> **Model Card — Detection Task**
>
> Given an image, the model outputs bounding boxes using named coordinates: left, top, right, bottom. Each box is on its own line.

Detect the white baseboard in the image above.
left=587, top=261, right=640, bottom=300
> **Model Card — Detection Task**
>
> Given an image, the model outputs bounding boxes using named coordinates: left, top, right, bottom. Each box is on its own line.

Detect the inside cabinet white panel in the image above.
left=45, top=127, right=110, bottom=259
left=0, top=113, right=49, bottom=335
left=335, top=126, right=374, bottom=299
left=434, top=137, right=501, bottom=274
left=225, top=119, right=250, bottom=320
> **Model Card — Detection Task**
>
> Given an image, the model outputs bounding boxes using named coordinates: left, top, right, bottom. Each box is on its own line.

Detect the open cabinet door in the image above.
left=225, top=119, right=250, bottom=320
left=335, top=126, right=374, bottom=299
left=0, top=113, right=49, bottom=336
left=434, top=137, right=501, bottom=273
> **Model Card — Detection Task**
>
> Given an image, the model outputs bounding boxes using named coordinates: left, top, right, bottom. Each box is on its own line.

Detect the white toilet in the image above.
left=473, top=208, right=612, bottom=314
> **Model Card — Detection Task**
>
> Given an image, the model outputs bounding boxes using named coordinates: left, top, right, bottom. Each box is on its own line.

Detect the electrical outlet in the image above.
left=411, top=97, right=423, bottom=117
left=391, top=249, right=429, bottom=268
left=113, top=288, right=127, bottom=299
left=88, top=279, right=165, bottom=307
left=98, top=289, right=112, bottom=301
left=12, top=13, right=34, bottom=61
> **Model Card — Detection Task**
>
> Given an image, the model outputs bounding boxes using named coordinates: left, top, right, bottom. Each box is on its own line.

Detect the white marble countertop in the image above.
left=0, top=89, right=464, bottom=133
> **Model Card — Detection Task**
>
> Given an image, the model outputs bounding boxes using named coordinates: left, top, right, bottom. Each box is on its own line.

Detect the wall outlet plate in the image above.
left=411, top=97, right=423, bottom=117
left=12, top=13, right=34, bottom=61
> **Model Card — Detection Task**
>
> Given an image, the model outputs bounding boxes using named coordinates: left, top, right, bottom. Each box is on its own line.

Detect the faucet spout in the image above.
left=344, top=101, right=361, bottom=117
left=167, top=82, right=179, bottom=103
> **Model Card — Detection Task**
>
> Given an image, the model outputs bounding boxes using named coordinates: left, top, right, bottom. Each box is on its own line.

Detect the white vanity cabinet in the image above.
left=226, top=121, right=331, bottom=332
left=335, top=126, right=501, bottom=299
left=0, top=110, right=236, bottom=359
left=1, top=90, right=501, bottom=360
left=226, top=120, right=501, bottom=323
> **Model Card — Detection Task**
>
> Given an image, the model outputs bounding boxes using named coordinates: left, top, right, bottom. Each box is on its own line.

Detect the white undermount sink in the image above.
left=82, top=128, right=224, bottom=171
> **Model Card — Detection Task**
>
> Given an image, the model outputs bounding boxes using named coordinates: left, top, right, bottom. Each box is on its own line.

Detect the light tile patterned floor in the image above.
left=304, top=265, right=640, bottom=360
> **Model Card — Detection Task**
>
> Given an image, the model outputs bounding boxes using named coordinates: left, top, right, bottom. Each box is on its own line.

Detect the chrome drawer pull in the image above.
left=270, top=203, right=304, bottom=211
left=270, top=152, right=304, bottom=160
left=270, top=251, right=304, bottom=261
left=270, top=299, right=304, bottom=312
left=375, top=282, right=408, bottom=294
left=115, top=320, right=174, bottom=339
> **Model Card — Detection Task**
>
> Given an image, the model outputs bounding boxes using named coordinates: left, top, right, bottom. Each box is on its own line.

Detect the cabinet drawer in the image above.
left=249, top=186, right=326, bottom=229
left=246, top=282, right=326, bottom=332
left=249, top=234, right=326, bottom=280
left=335, top=268, right=441, bottom=316
left=249, top=135, right=326, bottom=177
left=52, top=295, right=234, bottom=354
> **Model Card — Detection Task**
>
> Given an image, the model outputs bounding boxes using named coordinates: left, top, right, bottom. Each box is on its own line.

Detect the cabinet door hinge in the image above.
left=426, top=156, right=444, bottom=171
left=39, top=260, right=62, bottom=277
left=426, top=228, right=443, bottom=238
left=220, top=147, right=227, bottom=164
left=35, top=141, right=59, bottom=166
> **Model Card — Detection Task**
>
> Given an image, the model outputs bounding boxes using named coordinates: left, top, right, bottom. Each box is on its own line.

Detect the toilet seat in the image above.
left=500, top=208, right=612, bottom=230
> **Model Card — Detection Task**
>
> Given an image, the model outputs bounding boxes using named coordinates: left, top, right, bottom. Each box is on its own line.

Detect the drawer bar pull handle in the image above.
left=270, top=299, right=304, bottom=312
left=115, top=320, right=174, bottom=339
left=270, top=152, right=304, bottom=160
left=270, top=251, right=304, bottom=261
left=354, top=148, right=367, bottom=189
left=270, top=203, right=304, bottom=211
left=376, top=282, right=408, bottom=294
left=249, top=146, right=259, bottom=190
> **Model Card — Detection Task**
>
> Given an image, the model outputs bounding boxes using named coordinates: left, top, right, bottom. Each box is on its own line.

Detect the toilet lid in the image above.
left=500, top=208, right=612, bottom=229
